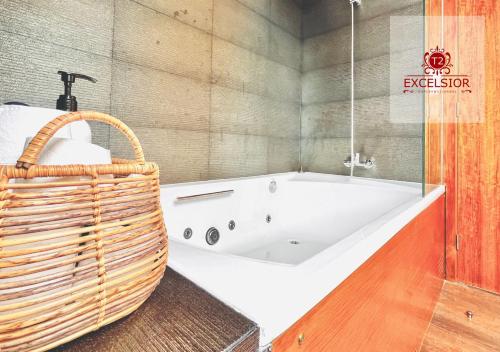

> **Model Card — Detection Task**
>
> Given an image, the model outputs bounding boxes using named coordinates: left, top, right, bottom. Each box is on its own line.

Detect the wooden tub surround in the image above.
left=273, top=196, right=445, bottom=352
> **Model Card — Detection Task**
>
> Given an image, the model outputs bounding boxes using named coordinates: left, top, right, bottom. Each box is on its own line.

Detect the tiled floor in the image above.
left=420, top=281, right=500, bottom=351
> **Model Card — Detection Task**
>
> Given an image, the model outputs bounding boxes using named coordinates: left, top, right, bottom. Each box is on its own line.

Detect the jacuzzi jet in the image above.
left=183, top=227, right=193, bottom=239
left=206, top=227, right=220, bottom=245
left=289, top=240, right=300, bottom=245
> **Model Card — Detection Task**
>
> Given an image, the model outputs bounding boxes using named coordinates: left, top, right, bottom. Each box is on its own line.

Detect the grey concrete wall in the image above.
left=0, top=0, right=301, bottom=183
left=301, top=0, right=425, bottom=182
left=0, top=0, right=114, bottom=145
left=0, top=0, right=425, bottom=184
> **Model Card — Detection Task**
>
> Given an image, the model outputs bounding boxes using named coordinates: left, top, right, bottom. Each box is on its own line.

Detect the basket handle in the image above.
left=16, top=111, right=146, bottom=169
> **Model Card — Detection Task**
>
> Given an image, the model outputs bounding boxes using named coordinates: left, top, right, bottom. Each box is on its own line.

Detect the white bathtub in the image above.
left=160, top=172, right=444, bottom=349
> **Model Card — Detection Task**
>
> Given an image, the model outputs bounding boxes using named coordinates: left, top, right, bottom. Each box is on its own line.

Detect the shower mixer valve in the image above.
left=344, top=153, right=375, bottom=169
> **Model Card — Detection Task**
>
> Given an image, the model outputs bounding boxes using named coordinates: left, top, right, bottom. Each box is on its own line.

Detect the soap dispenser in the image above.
left=56, top=71, right=97, bottom=112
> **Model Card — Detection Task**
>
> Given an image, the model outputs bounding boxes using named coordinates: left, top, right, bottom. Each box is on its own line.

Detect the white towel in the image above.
left=0, top=105, right=92, bottom=165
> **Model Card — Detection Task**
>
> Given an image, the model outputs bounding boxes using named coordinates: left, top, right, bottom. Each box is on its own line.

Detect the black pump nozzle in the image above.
left=56, top=71, right=97, bottom=112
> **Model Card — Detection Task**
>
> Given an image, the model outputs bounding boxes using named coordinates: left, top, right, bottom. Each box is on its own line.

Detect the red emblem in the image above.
left=422, top=46, right=452, bottom=74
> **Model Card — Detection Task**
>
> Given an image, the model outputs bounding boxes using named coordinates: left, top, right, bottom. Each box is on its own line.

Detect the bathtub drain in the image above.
left=289, top=240, right=300, bottom=245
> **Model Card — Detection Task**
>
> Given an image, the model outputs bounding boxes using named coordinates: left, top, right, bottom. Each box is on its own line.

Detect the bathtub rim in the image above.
left=160, top=171, right=426, bottom=193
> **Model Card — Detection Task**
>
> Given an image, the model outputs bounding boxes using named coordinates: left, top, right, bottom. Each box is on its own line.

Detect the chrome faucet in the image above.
left=344, top=153, right=375, bottom=169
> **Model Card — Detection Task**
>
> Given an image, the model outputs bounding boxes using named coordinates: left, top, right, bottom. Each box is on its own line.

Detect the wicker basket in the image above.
left=0, top=111, right=168, bottom=352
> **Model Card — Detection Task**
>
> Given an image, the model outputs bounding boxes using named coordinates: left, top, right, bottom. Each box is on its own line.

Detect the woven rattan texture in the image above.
left=0, top=112, right=168, bottom=352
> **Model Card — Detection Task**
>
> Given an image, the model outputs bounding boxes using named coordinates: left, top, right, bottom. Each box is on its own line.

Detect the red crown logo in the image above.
left=422, top=46, right=453, bottom=75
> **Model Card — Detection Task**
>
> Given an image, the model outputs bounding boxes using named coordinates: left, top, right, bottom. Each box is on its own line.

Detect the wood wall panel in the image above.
left=272, top=197, right=445, bottom=352
left=429, top=0, right=500, bottom=293
left=454, top=0, right=499, bottom=293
